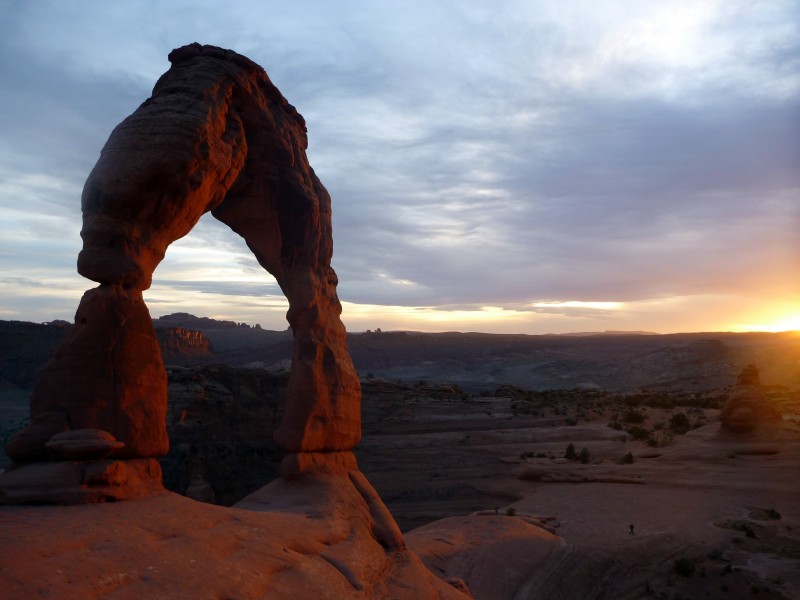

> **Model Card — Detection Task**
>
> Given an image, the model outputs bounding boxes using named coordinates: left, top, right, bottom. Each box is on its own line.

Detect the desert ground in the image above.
left=1, top=321, right=799, bottom=598
left=2, top=380, right=798, bottom=599
left=356, top=380, right=800, bottom=599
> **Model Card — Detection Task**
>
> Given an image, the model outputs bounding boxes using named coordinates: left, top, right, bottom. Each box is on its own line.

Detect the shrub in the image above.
left=669, top=412, right=690, bottom=433
left=565, top=443, right=577, bottom=460
left=578, top=447, right=590, bottom=464
left=618, top=452, right=634, bottom=464
left=623, top=410, right=646, bottom=424
left=608, top=421, right=623, bottom=430
left=506, top=507, right=517, bottom=516
left=626, top=426, right=650, bottom=441
left=674, top=558, right=696, bottom=577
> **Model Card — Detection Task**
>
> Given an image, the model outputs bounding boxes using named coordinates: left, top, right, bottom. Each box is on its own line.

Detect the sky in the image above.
left=0, top=0, right=798, bottom=335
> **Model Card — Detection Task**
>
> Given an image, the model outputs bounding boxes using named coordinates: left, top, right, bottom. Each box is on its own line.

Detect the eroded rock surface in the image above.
left=6, top=285, right=168, bottom=462
left=3, top=43, right=361, bottom=502
left=0, top=43, right=482, bottom=599
left=157, top=327, right=213, bottom=363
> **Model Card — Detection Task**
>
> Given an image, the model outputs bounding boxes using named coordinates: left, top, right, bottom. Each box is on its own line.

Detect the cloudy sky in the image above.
left=1, top=0, right=798, bottom=334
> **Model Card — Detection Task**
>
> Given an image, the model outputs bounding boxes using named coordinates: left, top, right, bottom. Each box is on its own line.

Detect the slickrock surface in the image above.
left=0, top=476, right=472, bottom=600
left=407, top=513, right=566, bottom=600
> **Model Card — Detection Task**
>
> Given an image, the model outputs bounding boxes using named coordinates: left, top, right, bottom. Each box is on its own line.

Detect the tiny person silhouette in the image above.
left=629, top=524, right=635, bottom=535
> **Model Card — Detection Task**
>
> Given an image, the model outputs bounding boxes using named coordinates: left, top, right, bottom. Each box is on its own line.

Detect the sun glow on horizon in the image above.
left=734, top=313, right=800, bottom=334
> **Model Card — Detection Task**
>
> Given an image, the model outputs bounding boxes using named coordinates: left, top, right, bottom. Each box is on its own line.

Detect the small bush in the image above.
left=623, top=410, right=646, bottom=424
left=608, top=421, right=623, bottom=430
left=626, top=426, right=650, bottom=441
left=565, top=443, right=577, bottom=460
left=506, top=507, right=517, bottom=516
left=578, top=447, right=590, bottom=464
left=674, top=557, right=696, bottom=577
left=669, top=412, right=690, bottom=433
left=618, top=452, right=634, bottom=464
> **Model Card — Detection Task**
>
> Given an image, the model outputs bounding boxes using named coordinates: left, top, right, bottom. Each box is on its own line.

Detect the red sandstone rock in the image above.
left=79, top=42, right=360, bottom=453
left=5, top=43, right=361, bottom=481
left=0, top=459, right=164, bottom=504
left=0, top=42, right=450, bottom=599
left=6, top=284, right=168, bottom=462
left=156, top=327, right=213, bottom=362
left=45, top=429, right=124, bottom=460
left=720, top=365, right=782, bottom=433
left=406, top=513, right=566, bottom=599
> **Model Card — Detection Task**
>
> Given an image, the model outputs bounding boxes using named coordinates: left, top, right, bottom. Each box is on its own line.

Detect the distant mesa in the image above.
left=43, top=319, right=71, bottom=328
left=156, top=326, right=213, bottom=362
left=153, top=312, right=241, bottom=330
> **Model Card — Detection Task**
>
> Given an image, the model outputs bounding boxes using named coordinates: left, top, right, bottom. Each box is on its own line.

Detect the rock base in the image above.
left=0, top=459, right=165, bottom=505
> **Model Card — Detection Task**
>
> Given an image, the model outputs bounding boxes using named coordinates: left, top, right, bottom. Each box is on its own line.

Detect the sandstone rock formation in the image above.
left=157, top=327, right=213, bottom=363
left=0, top=44, right=482, bottom=599
left=1, top=43, right=360, bottom=501
left=719, top=364, right=782, bottom=433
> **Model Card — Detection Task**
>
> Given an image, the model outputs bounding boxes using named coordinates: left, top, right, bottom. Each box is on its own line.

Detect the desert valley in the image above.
left=1, top=314, right=799, bottom=599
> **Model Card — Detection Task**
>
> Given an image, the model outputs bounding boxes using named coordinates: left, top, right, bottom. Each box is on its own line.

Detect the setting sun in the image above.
left=738, top=313, right=800, bottom=333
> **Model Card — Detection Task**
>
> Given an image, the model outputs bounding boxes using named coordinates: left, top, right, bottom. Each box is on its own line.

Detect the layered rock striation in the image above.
left=157, top=327, right=214, bottom=363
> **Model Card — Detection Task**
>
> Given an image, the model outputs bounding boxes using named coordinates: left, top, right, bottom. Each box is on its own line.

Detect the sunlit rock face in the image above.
left=157, top=327, right=214, bottom=363
left=3, top=43, right=361, bottom=500
left=6, top=285, right=169, bottom=462
left=720, top=364, right=782, bottom=433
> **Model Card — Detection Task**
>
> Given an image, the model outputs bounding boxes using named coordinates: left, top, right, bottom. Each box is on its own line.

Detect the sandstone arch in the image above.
left=4, top=44, right=361, bottom=498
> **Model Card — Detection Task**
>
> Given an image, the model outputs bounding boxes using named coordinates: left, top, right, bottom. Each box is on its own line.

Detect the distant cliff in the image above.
left=157, top=326, right=214, bottom=363
left=162, top=364, right=286, bottom=505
